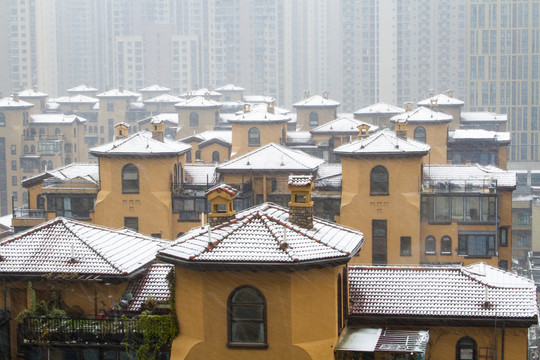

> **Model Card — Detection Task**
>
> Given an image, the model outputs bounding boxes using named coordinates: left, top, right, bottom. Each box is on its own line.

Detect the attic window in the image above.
left=214, top=204, right=227, bottom=213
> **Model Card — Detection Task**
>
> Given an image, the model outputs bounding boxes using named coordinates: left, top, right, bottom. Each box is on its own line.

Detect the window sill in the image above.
left=459, top=255, right=494, bottom=259
left=122, top=191, right=140, bottom=195
left=370, top=193, right=389, bottom=196
left=440, top=252, right=452, bottom=256
left=427, top=221, right=452, bottom=225
left=227, top=342, right=268, bottom=350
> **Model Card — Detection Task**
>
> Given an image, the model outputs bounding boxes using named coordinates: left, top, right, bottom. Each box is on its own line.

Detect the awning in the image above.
left=335, top=327, right=429, bottom=353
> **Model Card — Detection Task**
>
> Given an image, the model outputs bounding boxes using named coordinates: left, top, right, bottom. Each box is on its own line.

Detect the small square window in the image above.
left=400, top=237, right=411, bottom=256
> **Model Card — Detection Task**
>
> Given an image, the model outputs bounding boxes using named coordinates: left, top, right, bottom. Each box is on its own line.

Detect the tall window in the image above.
left=248, top=127, right=260, bottom=147
left=441, top=236, right=452, bottom=255
left=425, top=236, right=436, bottom=255
left=186, top=151, right=192, bottom=163
left=107, top=100, right=114, bottom=111
left=212, top=151, right=220, bottom=162
left=400, top=236, right=412, bottom=256
left=0, top=113, right=5, bottom=126
left=414, top=126, right=426, bottom=143
left=228, top=286, right=267, bottom=348
left=370, top=165, right=389, bottom=195
left=309, top=111, right=319, bottom=126
left=337, top=274, right=343, bottom=333
left=456, top=336, right=477, bottom=360
left=122, top=164, right=139, bottom=193
left=189, top=112, right=199, bottom=126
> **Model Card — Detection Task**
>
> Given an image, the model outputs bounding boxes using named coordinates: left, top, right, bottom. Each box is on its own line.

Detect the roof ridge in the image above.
left=260, top=213, right=298, bottom=262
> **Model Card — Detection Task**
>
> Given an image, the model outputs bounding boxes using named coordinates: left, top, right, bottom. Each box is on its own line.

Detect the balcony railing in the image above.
left=19, top=317, right=157, bottom=345
left=43, top=178, right=99, bottom=191
left=13, top=208, right=46, bottom=219
left=421, top=179, right=497, bottom=194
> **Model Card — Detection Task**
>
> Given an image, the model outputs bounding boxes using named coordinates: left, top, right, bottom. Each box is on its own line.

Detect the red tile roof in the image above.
left=126, top=263, right=172, bottom=312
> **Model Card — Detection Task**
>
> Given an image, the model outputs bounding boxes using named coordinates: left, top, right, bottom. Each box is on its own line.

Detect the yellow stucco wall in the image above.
left=410, top=123, right=448, bottom=164
left=177, top=108, right=219, bottom=139
left=230, top=122, right=287, bottom=158
left=296, top=108, right=337, bottom=131
left=172, top=266, right=341, bottom=360
left=340, top=156, right=424, bottom=265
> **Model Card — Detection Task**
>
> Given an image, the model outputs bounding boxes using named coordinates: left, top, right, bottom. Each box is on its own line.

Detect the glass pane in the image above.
left=435, top=197, right=450, bottom=222
left=232, top=288, right=263, bottom=303
left=466, top=197, right=480, bottom=221
left=232, top=305, right=263, bottom=320
left=452, top=197, right=464, bottom=221
left=232, top=321, right=264, bottom=342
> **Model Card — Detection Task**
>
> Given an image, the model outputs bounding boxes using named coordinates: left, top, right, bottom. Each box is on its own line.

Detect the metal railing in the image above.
left=13, top=208, right=46, bottom=219
left=43, top=178, right=99, bottom=191
left=421, top=179, right=497, bottom=194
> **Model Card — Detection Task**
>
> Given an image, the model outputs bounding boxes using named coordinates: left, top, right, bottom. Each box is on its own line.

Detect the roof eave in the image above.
left=348, top=314, right=538, bottom=328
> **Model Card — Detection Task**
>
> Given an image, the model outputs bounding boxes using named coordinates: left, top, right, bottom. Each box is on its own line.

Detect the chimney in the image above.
left=267, top=100, right=275, bottom=114
left=428, top=89, right=435, bottom=97
left=119, top=85, right=124, bottom=93
left=288, top=175, right=314, bottom=229
left=204, top=92, right=210, bottom=100
left=358, top=123, right=370, bottom=138
left=447, top=89, right=454, bottom=98
left=13, top=93, right=19, bottom=102
left=430, top=98, right=438, bottom=110
left=151, top=119, right=164, bottom=142
left=33, top=85, right=38, bottom=93
left=115, top=122, right=130, bottom=139
left=404, top=102, right=414, bottom=112
left=206, top=184, right=238, bottom=227
left=395, top=120, right=408, bottom=139
left=304, top=90, right=310, bottom=99
left=243, top=103, right=251, bottom=113
left=322, top=90, right=329, bottom=99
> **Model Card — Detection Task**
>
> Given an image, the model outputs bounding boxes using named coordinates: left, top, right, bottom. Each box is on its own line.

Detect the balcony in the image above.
left=43, top=178, right=99, bottom=192
left=421, top=179, right=497, bottom=194
left=13, top=208, right=46, bottom=220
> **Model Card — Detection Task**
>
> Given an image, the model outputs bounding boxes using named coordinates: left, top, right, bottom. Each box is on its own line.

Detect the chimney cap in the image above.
left=205, top=183, right=238, bottom=197
left=288, top=175, right=313, bottom=187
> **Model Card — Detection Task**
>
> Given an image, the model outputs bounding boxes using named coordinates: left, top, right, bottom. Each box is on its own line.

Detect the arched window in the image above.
left=0, top=113, right=5, bottom=126
left=228, top=286, right=267, bottom=347
left=309, top=111, right=319, bottom=126
left=122, top=164, right=139, bottom=193
left=370, top=165, right=389, bottom=195
left=441, top=236, right=452, bottom=255
left=55, top=128, right=61, bottom=135
left=212, top=151, right=220, bottom=163
left=414, top=126, right=426, bottom=143
left=195, top=150, right=201, bottom=161
left=189, top=112, right=199, bottom=126
left=248, top=127, right=260, bottom=147
left=47, top=161, right=53, bottom=170
left=107, top=100, right=114, bottom=111
left=24, top=145, right=29, bottom=154
left=425, top=236, right=436, bottom=255
left=456, top=336, right=477, bottom=360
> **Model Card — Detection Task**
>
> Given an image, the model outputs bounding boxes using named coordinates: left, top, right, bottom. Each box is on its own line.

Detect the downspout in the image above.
left=501, top=322, right=505, bottom=360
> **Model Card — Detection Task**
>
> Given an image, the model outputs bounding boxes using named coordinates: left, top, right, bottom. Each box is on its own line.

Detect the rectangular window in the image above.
left=499, top=227, right=508, bottom=247
left=11, top=145, right=16, bottom=155
left=11, top=176, right=17, bottom=186
left=11, top=160, right=16, bottom=170
left=124, top=217, right=138, bottom=232
left=400, top=237, right=411, bottom=256
left=458, top=232, right=496, bottom=257
left=372, top=220, right=387, bottom=265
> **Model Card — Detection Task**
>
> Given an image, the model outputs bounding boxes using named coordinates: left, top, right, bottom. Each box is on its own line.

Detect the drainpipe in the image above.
left=501, top=322, right=505, bottom=360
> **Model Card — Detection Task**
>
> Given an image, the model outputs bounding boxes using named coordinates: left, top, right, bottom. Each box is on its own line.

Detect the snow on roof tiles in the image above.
left=55, top=94, right=99, bottom=104
left=97, top=88, right=141, bottom=98
left=417, top=93, right=464, bottom=106
left=449, top=129, right=510, bottom=142
left=288, top=175, right=313, bottom=187
left=30, top=114, right=87, bottom=124
left=181, top=88, right=222, bottom=98
left=334, top=128, right=431, bottom=156
left=293, top=94, right=340, bottom=108
left=461, top=112, right=507, bottom=123
left=314, top=163, right=342, bottom=189
left=159, top=203, right=363, bottom=266
left=311, top=116, right=378, bottom=134
left=0, top=97, right=34, bottom=108
left=126, top=263, right=172, bottom=312
left=423, top=164, right=516, bottom=188
left=22, top=163, right=99, bottom=187
left=143, top=94, right=183, bottom=104
left=0, top=218, right=167, bottom=276
left=67, top=85, right=98, bottom=93
left=139, top=84, right=170, bottom=92
left=243, top=95, right=275, bottom=103
left=139, top=113, right=179, bottom=125
left=18, top=89, right=48, bottom=98
left=184, top=164, right=219, bottom=186
left=228, top=105, right=291, bottom=123
left=89, top=131, right=191, bottom=157
left=390, top=106, right=453, bottom=123
left=216, top=84, right=246, bottom=91
left=217, top=143, right=325, bottom=173
left=349, top=264, right=537, bottom=319
left=175, top=96, right=222, bottom=108
left=353, top=102, right=405, bottom=115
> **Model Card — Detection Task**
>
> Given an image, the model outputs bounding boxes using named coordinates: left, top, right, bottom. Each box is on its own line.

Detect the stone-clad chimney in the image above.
left=151, top=119, right=164, bottom=142
left=288, top=175, right=314, bottom=229
left=206, top=184, right=238, bottom=227
left=395, top=119, right=408, bottom=140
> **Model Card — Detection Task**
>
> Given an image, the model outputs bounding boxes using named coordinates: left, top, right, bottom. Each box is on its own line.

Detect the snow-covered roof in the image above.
left=461, top=112, right=507, bottom=123
left=0, top=96, right=33, bottom=109
left=18, top=88, right=48, bottom=98
left=390, top=106, right=453, bottom=123
left=96, top=88, right=141, bottom=98
left=243, top=95, right=276, bottom=104
left=287, top=131, right=315, bottom=146
left=30, top=114, right=87, bottom=124
left=293, top=94, right=340, bottom=108
left=139, top=113, right=179, bottom=125
left=449, top=129, right=510, bottom=143
left=54, top=94, right=99, bottom=104
left=216, top=84, right=245, bottom=92
left=417, top=93, right=464, bottom=106
left=0, top=218, right=167, bottom=277
left=67, top=85, right=98, bottom=93
left=349, top=264, right=537, bottom=321
left=143, top=94, right=183, bottom=104
left=217, top=143, right=325, bottom=173
left=423, top=164, right=516, bottom=188
left=139, top=84, right=170, bottom=92
left=206, top=183, right=238, bottom=197
left=311, top=116, right=378, bottom=135
left=126, top=263, right=172, bottom=312
left=180, top=88, right=222, bottom=98
left=315, top=163, right=342, bottom=189
left=158, top=203, right=364, bottom=270
left=89, top=131, right=191, bottom=157
left=175, top=96, right=222, bottom=109
left=353, top=102, right=405, bottom=115
left=228, top=105, right=291, bottom=123
left=184, top=164, right=219, bottom=186
left=180, top=130, right=232, bottom=146
left=0, top=215, right=12, bottom=229
left=22, top=163, right=99, bottom=188
left=334, top=128, right=431, bottom=157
